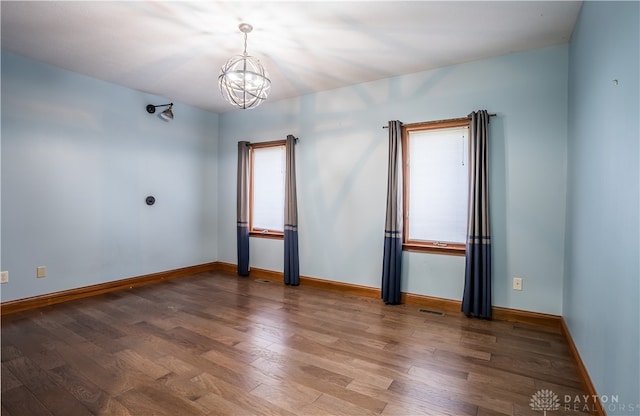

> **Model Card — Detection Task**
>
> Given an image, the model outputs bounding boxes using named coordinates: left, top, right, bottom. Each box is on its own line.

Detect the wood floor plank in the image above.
left=467, top=367, right=537, bottom=395
left=388, top=378, right=479, bottom=415
left=195, top=391, right=258, bottom=416
left=250, top=381, right=322, bottom=414
left=114, top=349, right=172, bottom=380
left=49, top=339, right=138, bottom=396
left=1, top=385, right=54, bottom=416
left=265, top=335, right=395, bottom=390
left=1, top=404, right=15, bottom=416
left=189, top=371, right=297, bottom=416
left=1, top=271, right=595, bottom=416
left=381, top=401, right=458, bottom=416
left=154, top=355, right=202, bottom=379
left=47, top=364, right=134, bottom=416
left=310, top=392, right=382, bottom=416
left=3, top=356, right=93, bottom=415
left=250, top=355, right=389, bottom=413
left=1, top=362, right=23, bottom=392
left=116, top=384, right=205, bottom=416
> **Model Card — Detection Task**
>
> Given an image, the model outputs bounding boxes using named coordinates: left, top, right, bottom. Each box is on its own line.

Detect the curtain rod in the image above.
left=382, top=113, right=496, bottom=129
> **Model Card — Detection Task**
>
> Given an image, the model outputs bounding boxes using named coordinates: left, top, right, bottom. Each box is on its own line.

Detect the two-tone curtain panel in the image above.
left=237, top=141, right=251, bottom=276
left=381, top=120, right=403, bottom=305
left=462, top=110, right=492, bottom=318
left=284, top=134, right=300, bottom=286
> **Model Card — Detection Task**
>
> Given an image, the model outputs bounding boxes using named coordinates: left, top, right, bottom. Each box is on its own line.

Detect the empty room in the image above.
left=1, top=1, right=638, bottom=415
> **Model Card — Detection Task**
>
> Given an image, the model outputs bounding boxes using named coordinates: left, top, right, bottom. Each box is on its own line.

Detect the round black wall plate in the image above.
left=145, top=196, right=155, bottom=206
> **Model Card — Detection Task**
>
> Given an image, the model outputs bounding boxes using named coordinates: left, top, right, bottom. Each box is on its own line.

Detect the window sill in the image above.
left=403, top=242, right=466, bottom=256
left=250, top=231, right=284, bottom=240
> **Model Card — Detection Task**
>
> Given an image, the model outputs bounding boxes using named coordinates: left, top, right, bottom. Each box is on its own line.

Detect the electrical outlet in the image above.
left=0, top=271, right=8, bottom=284
left=37, top=266, right=47, bottom=278
left=513, top=277, right=523, bottom=291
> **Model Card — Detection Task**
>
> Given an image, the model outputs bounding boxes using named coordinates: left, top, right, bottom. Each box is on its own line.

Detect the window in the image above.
left=403, top=119, right=470, bottom=255
left=250, top=140, right=286, bottom=238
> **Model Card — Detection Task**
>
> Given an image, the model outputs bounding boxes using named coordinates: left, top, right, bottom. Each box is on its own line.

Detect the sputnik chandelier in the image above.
left=218, top=23, right=271, bottom=110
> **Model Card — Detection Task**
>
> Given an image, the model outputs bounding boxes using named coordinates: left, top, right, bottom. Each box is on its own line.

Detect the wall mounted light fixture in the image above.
left=146, top=103, right=174, bottom=121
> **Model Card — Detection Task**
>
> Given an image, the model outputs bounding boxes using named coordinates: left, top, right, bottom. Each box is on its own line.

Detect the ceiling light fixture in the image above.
left=218, top=23, right=271, bottom=110
left=146, top=103, right=174, bottom=121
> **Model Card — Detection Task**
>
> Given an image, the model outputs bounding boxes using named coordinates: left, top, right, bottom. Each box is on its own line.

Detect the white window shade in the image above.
left=408, top=126, right=469, bottom=244
left=252, top=145, right=285, bottom=232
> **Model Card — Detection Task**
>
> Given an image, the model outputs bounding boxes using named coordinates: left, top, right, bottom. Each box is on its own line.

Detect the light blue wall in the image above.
left=1, top=51, right=219, bottom=302
left=219, top=45, right=569, bottom=315
left=2, top=45, right=571, bottom=315
left=565, top=1, right=639, bottom=411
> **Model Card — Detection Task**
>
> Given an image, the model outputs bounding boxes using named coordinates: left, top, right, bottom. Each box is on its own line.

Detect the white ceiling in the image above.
left=1, top=1, right=582, bottom=114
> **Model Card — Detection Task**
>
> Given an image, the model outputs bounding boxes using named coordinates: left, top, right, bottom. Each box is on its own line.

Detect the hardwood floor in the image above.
left=1, top=271, right=594, bottom=415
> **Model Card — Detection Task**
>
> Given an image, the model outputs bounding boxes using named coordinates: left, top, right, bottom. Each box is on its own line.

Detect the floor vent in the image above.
left=255, top=279, right=271, bottom=283
left=419, top=308, right=445, bottom=316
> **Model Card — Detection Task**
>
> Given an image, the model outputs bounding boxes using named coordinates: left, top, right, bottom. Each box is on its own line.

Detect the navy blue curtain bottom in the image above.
left=284, top=229, right=300, bottom=286
left=461, top=243, right=492, bottom=319
left=237, top=225, right=249, bottom=277
left=381, top=236, right=402, bottom=305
